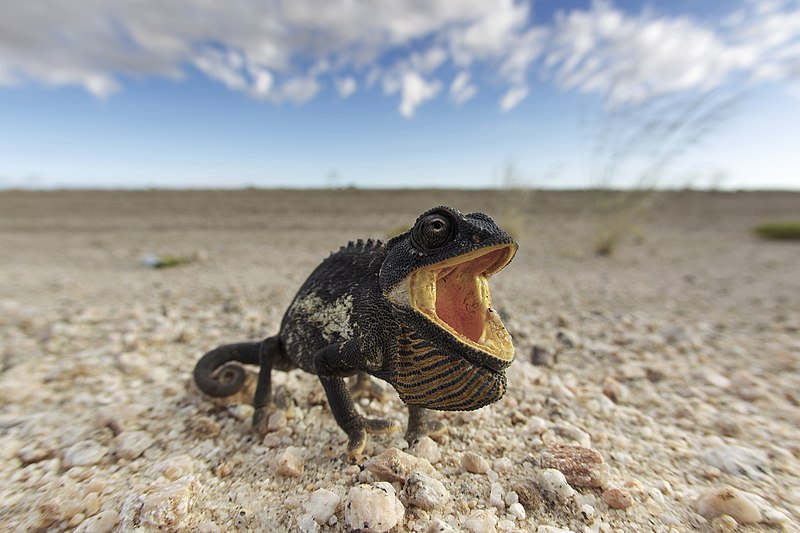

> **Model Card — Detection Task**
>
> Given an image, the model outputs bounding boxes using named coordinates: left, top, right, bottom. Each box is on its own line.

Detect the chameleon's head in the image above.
left=381, top=206, right=518, bottom=367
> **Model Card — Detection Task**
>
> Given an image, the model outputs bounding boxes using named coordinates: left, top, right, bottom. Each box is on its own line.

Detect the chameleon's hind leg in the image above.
left=349, top=371, right=388, bottom=402
left=252, top=336, right=282, bottom=436
left=405, top=405, right=447, bottom=444
left=315, top=343, right=400, bottom=462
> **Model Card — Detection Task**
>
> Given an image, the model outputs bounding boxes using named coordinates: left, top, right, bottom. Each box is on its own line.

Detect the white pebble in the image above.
left=504, top=491, right=519, bottom=506
left=462, top=451, right=490, bottom=474
left=538, top=469, right=575, bottom=501
left=304, top=488, right=340, bottom=524
left=404, top=472, right=450, bottom=511
left=296, top=513, right=320, bottom=533
left=114, top=431, right=154, bottom=460
left=508, top=502, right=526, bottom=520
left=411, top=436, right=441, bottom=464
left=427, top=519, right=457, bottom=532
left=695, top=486, right=763, bottom=524
left=493, top=457, right=513, bottom=472
left=464, top=509, right=498, bottom=533
left=345, top=482, right=405, bottom=533
left=63, top=440, right=107, bottom=468
left=272, top=446, right=304, bottom=477
left=365, top=447, right=437, bottom=483
left=489, top=482, right=505, bottom=509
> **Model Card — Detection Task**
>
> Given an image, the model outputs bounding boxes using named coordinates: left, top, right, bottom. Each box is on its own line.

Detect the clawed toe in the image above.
left=363, top=418, right=401, bottom=434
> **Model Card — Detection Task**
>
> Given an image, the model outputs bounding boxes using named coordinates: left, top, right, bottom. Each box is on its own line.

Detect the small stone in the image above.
left=81, top=492, right=101, bottom=517
left=114, top=430, right=154, bottom=460
left=526, top=416, right=548, bottom=435
left=18, top=443, right=54, bottom=464
left=695, top=486, right=763, bottom=524
left=710, top=515, right=738, bottom=532
left=267, top=410, right=287, bottom=431
left=531, top=344, right=555, bottom=366
left=304, top=488, right=340, bottom=524
left=74, top=510, right=118, bottom=533
left=504, top=491, right=519, bottom=506
left=493, top=457, right=513, bottom=472
left=512, top=482, right=543, bottom=511
left=602, top=487, right=633, bottom=509
left=556, top=329, right=579, bottom=348
left=140, top=479, right=197, bottom=529
left=462, top=451, right=490, bottom=474
left=63, top=440, right=107, bottom=468
left=404, top=472, right=450, bottom=511
left=365, top=447, right=437, bottom=483
left=410, top=436, right=441, bottom=464
left=272, top=447, right=304, bottom=477
left=540, top=444, right=606, bottom=488
left=701, top=445, right=769, bottom=480
left=297, top=513, right=320, bottom=533
left=508, top=502, right=526, bottom=520
left=427, top=518, right=457, bottom=532
left=226, top=404, right=254, bottom=422
left=601, top=377, right=629, bottom=404
left=345, top=482, right=405, bottom=533
left=553, top=423, right=591, bottom=447
left=489, top=482, right=504, bottom=509
left=464, top=509, right=498, bottom=533
left=538, top=469, right=575, bottom=501
left=580, top=504, right=596, bottom=522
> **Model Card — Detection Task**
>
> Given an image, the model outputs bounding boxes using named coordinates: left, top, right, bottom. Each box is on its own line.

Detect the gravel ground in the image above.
left=1, top=189, right=798, bottom=532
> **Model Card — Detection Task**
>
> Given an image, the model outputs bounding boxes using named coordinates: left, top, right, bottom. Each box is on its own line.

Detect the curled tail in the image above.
left=193, top=341, right=262, bottom=397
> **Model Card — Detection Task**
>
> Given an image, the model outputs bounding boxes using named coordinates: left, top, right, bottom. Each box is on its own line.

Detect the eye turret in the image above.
left=412, top=212, right=455, bottom=250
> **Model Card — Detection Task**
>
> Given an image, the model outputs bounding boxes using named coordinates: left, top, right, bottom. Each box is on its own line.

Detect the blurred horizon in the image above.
left=1, top=0, right=799, bottom=191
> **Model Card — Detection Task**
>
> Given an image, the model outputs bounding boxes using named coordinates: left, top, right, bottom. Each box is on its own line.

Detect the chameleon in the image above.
left=193, top=206, right=518, bottom=460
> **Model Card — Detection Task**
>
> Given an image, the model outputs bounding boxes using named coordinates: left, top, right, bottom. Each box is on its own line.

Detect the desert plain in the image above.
left=0, top=189, right=798, bottom=532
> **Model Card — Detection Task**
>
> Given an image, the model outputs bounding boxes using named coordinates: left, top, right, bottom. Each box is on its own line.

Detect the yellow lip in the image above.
left=406, top=243, right=517, bottom=362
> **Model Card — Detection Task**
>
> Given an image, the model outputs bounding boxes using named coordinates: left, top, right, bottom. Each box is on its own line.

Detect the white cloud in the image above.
left=336, top=76, right=357, bottom=98
left=0, top=0, right=798, bottom=114
left=399, top=72, right=442, bottom=118
left=449, top=72, right=477, bottom=104
left=500, top=85, right=529, bottom=112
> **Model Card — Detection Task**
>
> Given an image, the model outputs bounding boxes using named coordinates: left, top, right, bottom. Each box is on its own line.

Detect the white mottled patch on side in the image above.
left=288, top=292, right=354, bottom=342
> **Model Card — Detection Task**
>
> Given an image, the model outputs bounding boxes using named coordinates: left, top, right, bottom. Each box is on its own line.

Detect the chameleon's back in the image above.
left=278, top=239, right=393, bottom=373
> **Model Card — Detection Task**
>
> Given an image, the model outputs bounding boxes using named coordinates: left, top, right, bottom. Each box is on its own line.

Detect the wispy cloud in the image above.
left=0, top=0, right=798, bottom=113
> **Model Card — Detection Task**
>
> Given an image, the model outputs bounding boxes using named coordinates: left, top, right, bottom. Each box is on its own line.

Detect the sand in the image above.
left=0, top=189, right=798, bottom=532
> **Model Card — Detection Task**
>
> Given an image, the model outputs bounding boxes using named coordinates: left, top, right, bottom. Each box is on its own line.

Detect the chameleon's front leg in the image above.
left=314, top=343, right=400, bottom=461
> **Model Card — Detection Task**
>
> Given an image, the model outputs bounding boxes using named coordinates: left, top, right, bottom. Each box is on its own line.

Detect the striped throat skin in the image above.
left=391, top=325, right=508, bottom=411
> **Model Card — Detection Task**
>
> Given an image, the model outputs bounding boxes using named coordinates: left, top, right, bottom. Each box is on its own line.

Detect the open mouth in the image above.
left=407, top=243, right=517, bottom=361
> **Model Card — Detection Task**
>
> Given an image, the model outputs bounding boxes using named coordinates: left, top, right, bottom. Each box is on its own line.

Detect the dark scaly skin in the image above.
left=193, top=206, right=517, bottom=461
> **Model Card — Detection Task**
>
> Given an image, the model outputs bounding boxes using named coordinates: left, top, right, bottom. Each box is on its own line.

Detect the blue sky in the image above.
left=1, top=0, right=798, bottom=190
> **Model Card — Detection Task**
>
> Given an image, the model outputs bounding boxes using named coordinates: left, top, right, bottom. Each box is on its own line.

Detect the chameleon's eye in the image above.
left=413, top=213, right=455, bottom=249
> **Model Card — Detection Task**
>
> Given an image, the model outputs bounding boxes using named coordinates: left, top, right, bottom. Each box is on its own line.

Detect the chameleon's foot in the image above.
left=252, top=405, right=273, bottom=437
left=349, top=372, right=388, bottom=402
left=405, top=419, right=447, bottom=443
left=345, top=417, right=401, bottom=463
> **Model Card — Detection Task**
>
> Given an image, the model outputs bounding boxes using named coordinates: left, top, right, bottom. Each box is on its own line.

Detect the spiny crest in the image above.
left=339, top=238, right=383, bottom=254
